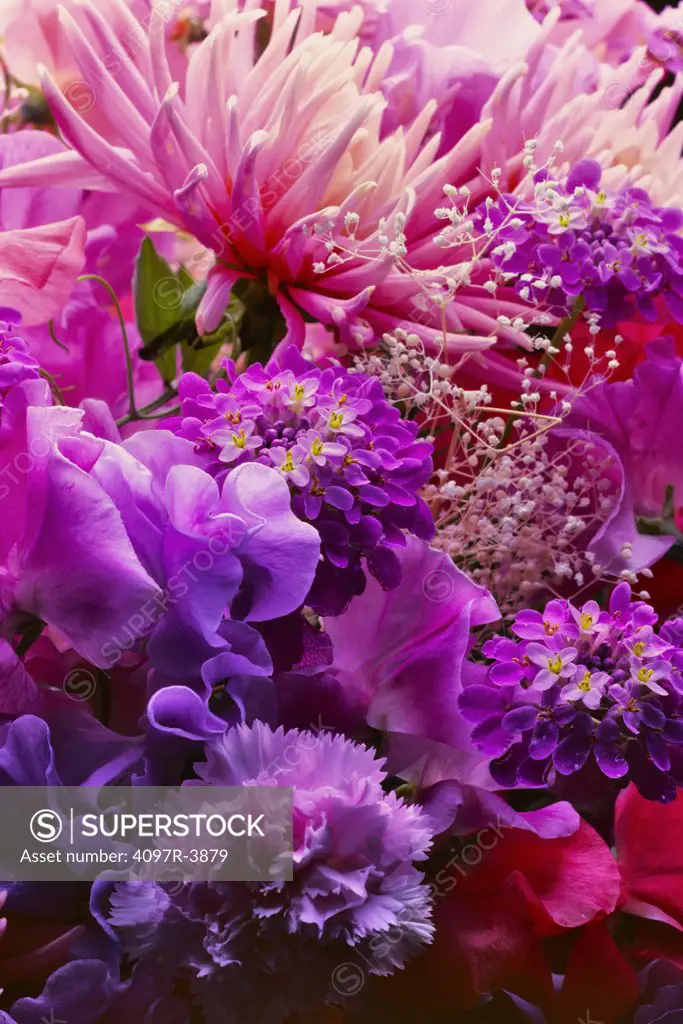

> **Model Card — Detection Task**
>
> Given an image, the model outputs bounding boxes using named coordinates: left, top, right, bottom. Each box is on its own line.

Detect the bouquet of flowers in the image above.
left=0, top=0, right=683, bottom=1019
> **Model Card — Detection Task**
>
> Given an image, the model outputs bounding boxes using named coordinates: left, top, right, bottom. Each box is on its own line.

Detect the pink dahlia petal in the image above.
left=196, top=266, right=242, bottom=336
left=0, top=1, right=528, bottom=356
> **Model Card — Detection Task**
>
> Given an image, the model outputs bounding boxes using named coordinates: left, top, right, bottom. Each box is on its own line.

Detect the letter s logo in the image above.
left=29, top=809, right=63, bottom=843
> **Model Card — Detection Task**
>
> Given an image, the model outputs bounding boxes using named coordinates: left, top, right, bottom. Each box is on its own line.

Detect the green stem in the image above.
left=39, top=368, right=66, bottom=406
left=48, top=319, right=69, bottom=353
left=78, top=274, right=138, bottom=418
left=115, top=387, right=178, bottom=428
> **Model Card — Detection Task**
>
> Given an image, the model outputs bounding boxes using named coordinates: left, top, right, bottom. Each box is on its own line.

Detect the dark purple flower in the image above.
left=476, top=160, right=683, bottom=327
left=461, top=584, right=683, bottom=800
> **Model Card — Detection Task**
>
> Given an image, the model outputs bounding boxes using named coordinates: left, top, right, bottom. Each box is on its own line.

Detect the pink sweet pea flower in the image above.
left=0, top=217, right=86, bottom=327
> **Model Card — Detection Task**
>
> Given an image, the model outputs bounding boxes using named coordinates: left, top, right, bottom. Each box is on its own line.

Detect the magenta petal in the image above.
left=490, top=661, right=525, bottom=686
left=16, top=449, right=162, bottom=667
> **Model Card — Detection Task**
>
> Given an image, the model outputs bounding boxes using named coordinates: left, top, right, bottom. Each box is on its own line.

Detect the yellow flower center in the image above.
left=329, top=412, right=344, bottom=430
left=596, top=191, right=607, bottom=205
left=232, top=430, right=247, bottom=449
left=578, top=672, right=592, bottom=692
left=637, top=667, right=653, bottom=684
left=294, top=384, right=306, bottom=401
left=548, top=656, right=564, bottom=674
left=543, top=620, right=558, bottom=636
left=633, top=641, right=645, bottom=657
left=225, top=411, right=241, bottom=424
left=580, top=612, right=594, bottom=630
left=558, top=212, right=570, bottom=228
left=281, top=452, right=295, bottom=473
left=311, top=437, right=324, bottom=456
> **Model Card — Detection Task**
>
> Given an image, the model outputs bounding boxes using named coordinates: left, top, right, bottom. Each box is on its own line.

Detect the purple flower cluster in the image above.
left=171, top=347, right=434, bottom=614
left=460, top=583, right=683, bottom=802
left=478, top=159, right=683, bottom=326
left=107, top=723, right=435, bottom=1021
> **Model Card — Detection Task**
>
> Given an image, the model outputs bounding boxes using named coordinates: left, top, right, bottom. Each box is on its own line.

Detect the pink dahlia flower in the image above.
left=0, top=0, right=528, bottom=359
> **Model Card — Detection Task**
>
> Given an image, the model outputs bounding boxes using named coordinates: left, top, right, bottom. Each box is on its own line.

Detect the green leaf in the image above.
left=134, top=238, right=207, bottom=380
left=134, top=237, right=180, bottom=346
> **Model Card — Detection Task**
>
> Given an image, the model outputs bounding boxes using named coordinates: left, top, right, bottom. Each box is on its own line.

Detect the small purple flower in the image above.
left=295, top=428, right=347, bottom=467
left=569, top=599, right=608, bottom=637
left=268, top=445, right=310, bottom=487
left=214, top=420, right=263, bottom=463
left=561, top=668, right=610, bottom=710
left=511, top=599, right=574, bottom=641
left=526, top=642, right=579, bottom=689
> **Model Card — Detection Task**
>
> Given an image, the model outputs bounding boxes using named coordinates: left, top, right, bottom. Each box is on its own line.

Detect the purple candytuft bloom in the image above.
left=476, top=159, right=683, bottom=327
left=107, top=723, right=434, bottom=1021
left=460, top=582, right=683, bottom=801
left=170, top=346, right=434, bottom=614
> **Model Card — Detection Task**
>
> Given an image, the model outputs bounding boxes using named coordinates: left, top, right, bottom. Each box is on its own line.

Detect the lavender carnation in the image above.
left=171, top=347, right=434, bottom=614
left=460, top=582, right=683, bottom=802
left=108, top=723, right=435, bottom=1021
